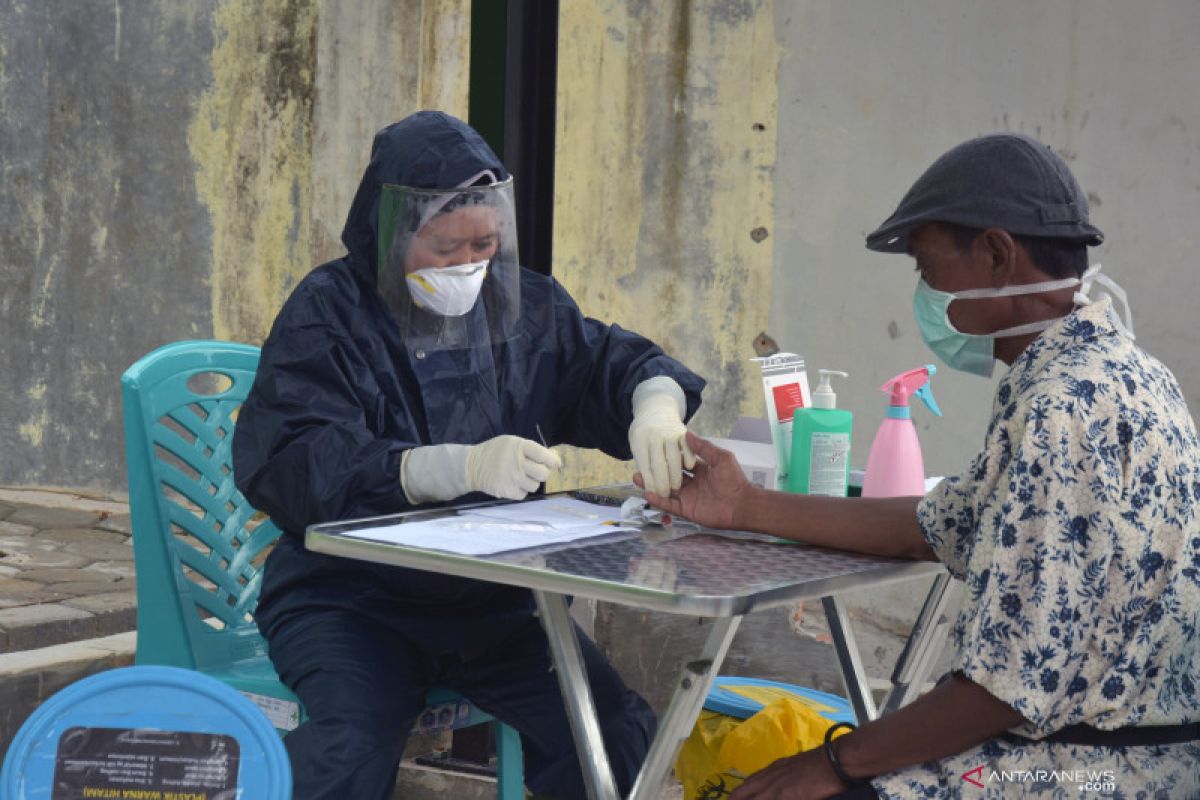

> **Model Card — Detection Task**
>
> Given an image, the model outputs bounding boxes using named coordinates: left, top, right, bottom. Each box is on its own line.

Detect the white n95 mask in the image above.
left=405, top=260, right=488, bottom=317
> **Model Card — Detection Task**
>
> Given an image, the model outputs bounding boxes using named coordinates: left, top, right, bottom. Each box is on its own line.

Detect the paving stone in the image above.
left=0, top=521, right=38, bottom=538
left=96, top=512, right=133, bottom=535
left=17, top=568, right=124, bottom=585
left=0, top=632, right=137, bottom=677
left=44, top=539, right=134, bottom=562
left=33, top=527, right=128, bottom=545
left=0, top=587, right=76, bottom=609
left=5, top=505, right=102, bottom=530
left=0, top=604, right=97, bottom=652
left=68, top=573, right=137, bottom=591
left=85, top=562, right=137, bottom=580
left=0, top=543, right=90, bottom=570
left=39, top=581, right=132, bottom=598
left=61, top=592, right=137, bottom=636
left=0, top=577, right=44, bottom=596
left=0, top=488, right=128, bottom=516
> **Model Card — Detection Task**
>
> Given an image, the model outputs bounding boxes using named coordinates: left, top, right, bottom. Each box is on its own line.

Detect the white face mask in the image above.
left=913, top=263, right=1133, bottom=378
left=405, top=260, right=488, bottom=317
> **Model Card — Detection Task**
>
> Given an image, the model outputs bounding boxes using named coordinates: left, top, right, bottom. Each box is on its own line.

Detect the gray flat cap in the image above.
left=866, top=133, right=1104, bottom=253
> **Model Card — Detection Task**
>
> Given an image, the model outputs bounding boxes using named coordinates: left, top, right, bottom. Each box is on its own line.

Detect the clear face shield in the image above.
left=377, top=177, right=521, bottom=351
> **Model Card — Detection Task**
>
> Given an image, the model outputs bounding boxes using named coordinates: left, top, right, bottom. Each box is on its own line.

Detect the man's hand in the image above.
left=634, top=432, right=753, bottom=530
left=730, top=746, right=846, bottom=800
left=726, top=674, right=1028, bottom=799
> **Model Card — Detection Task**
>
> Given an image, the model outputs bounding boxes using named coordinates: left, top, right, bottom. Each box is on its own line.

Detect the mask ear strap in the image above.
left=953, top=274, right=1082, bottom=300
left=1073, top=264, right=1135, bottom=340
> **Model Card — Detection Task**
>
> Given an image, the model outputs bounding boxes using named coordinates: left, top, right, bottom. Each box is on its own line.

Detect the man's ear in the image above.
left=978, top=227, right=1017, bottom=287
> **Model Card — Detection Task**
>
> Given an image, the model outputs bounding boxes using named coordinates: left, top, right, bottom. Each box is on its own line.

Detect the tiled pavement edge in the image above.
left=0, top=487, right=138, bottom=757
left=0, top=490, right=137, bottom=651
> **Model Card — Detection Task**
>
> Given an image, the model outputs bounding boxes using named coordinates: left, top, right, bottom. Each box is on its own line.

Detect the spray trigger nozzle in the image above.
left=914, top=382, right=942, bottom=417
left=880, top=364, right=942, bottom=417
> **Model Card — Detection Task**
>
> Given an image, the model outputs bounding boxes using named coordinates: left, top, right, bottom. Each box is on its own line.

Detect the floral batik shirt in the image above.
left=874, top=296, right=1200, bottom=799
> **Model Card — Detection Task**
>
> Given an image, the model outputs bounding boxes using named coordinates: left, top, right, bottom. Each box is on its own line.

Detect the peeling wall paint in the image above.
left=310, top=0, right=470, bottom=266
left=189, top=0, right=318, bottom=346
left=552, top=0, right=779, bottom=490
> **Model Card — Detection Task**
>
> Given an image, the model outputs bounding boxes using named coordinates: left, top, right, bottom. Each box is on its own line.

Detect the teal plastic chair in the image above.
left=120, top=339, right=523, bottom=799
left=2, top=665, right=291, bottom=799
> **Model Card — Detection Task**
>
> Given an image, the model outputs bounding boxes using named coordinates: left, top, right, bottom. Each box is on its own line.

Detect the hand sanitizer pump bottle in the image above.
left=787, top=370, right=852, bottom=496
left=861, top=365, right=942, bottom=497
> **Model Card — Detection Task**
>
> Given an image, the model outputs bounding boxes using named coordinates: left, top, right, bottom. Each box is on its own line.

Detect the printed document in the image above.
left=342, top=497, right=637, bottom=556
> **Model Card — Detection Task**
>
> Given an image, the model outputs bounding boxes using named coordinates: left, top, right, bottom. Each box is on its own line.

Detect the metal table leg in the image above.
left=629, top=616, right=742, bottom=800
left=534, top=590, right=620, bottom=800
left=821, top=595, right=878, bottom=724
left=882, top=571, right=956, bottom=714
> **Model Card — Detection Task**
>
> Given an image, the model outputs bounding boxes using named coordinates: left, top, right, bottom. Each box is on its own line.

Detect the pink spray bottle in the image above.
left=861, top=365, right=942, bottom=497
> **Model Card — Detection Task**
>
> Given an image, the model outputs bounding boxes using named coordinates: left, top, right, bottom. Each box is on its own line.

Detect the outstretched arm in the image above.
left=637, top=433, right=936, bottom=561
left=731, top=673, right=1026, bottom=799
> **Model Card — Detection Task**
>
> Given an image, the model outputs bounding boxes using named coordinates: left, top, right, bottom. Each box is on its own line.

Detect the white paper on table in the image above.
left=468, top=497, right=626, bottom=529
left=342, top=498, right=635, bottom=556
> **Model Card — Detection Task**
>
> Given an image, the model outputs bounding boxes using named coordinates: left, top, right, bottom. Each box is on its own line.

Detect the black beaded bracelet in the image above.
left=823, top=722, right=868, bottom=788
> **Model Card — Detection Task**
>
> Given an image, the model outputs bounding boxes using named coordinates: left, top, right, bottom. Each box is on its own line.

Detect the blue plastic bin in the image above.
left=704, top=676, right=856, bottom=724
left=1, top=665, right=291, bottom=799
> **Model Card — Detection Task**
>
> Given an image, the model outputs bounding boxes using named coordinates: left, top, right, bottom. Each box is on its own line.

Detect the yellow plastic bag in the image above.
left=674, top=696, right=846, bottom=799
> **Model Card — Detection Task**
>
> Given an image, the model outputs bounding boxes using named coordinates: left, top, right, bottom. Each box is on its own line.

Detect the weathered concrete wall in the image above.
left=190, top=0, right=318, bottom=346
left=580, top=1, right=1200, bottom=705
left=769, top=1, right=1200, bottom=481
left=1, top=1, right=221, bottom=490
left=738, top=0, right=1200, bottom=700
left=0, top=0, right=469, bottom=492
left=310, top=1, right=470, bottom=267
left=551, top=0, right=780, bottom=490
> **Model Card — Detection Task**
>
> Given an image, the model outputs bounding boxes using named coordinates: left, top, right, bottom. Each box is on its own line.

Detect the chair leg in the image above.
left=493, top=720, right=524, bottom=800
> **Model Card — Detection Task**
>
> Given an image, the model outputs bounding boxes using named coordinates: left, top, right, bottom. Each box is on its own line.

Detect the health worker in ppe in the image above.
left=640, top=133, right=1199, bottom=799
left=232, top=110, right=706, bottom=800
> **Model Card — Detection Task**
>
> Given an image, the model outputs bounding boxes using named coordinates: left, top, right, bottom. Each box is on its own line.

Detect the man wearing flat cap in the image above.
left=641, top=134, right=1200, bottom=798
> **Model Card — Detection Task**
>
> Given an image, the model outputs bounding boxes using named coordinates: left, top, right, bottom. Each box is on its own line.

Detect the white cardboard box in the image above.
left=707, top=437, right=778, bottom=489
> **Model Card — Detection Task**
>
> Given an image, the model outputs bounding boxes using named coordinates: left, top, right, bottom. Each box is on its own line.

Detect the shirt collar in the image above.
left=1001, top=294, right=1124, bottom=389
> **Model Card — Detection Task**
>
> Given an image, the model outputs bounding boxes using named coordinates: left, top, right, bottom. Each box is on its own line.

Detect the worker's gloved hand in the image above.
left=400, top=436, right=562, bottom=504
left=464, top=435, right=562, bottom=500
left=628, top=376, right=694, bottom=497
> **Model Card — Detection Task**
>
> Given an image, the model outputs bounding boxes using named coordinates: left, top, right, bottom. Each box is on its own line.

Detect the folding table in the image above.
left=306, top=488, right=953, bottom=800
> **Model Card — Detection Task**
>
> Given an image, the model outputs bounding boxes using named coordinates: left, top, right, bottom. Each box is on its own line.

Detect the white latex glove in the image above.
left=465, top=435, right=562, bottom=500
left=401, top=436, right=562, bottom=504
left=628, top=376, right=694, bottom=497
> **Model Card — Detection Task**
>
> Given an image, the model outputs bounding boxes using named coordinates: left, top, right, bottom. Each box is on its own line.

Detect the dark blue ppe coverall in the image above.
left=232, top=111, right=706, bottom=800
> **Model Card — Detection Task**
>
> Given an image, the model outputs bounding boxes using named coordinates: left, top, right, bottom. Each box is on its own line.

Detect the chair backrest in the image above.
left=121, top=340, right=280, bottom=671
left=1, top=665, right=291, bottom=799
